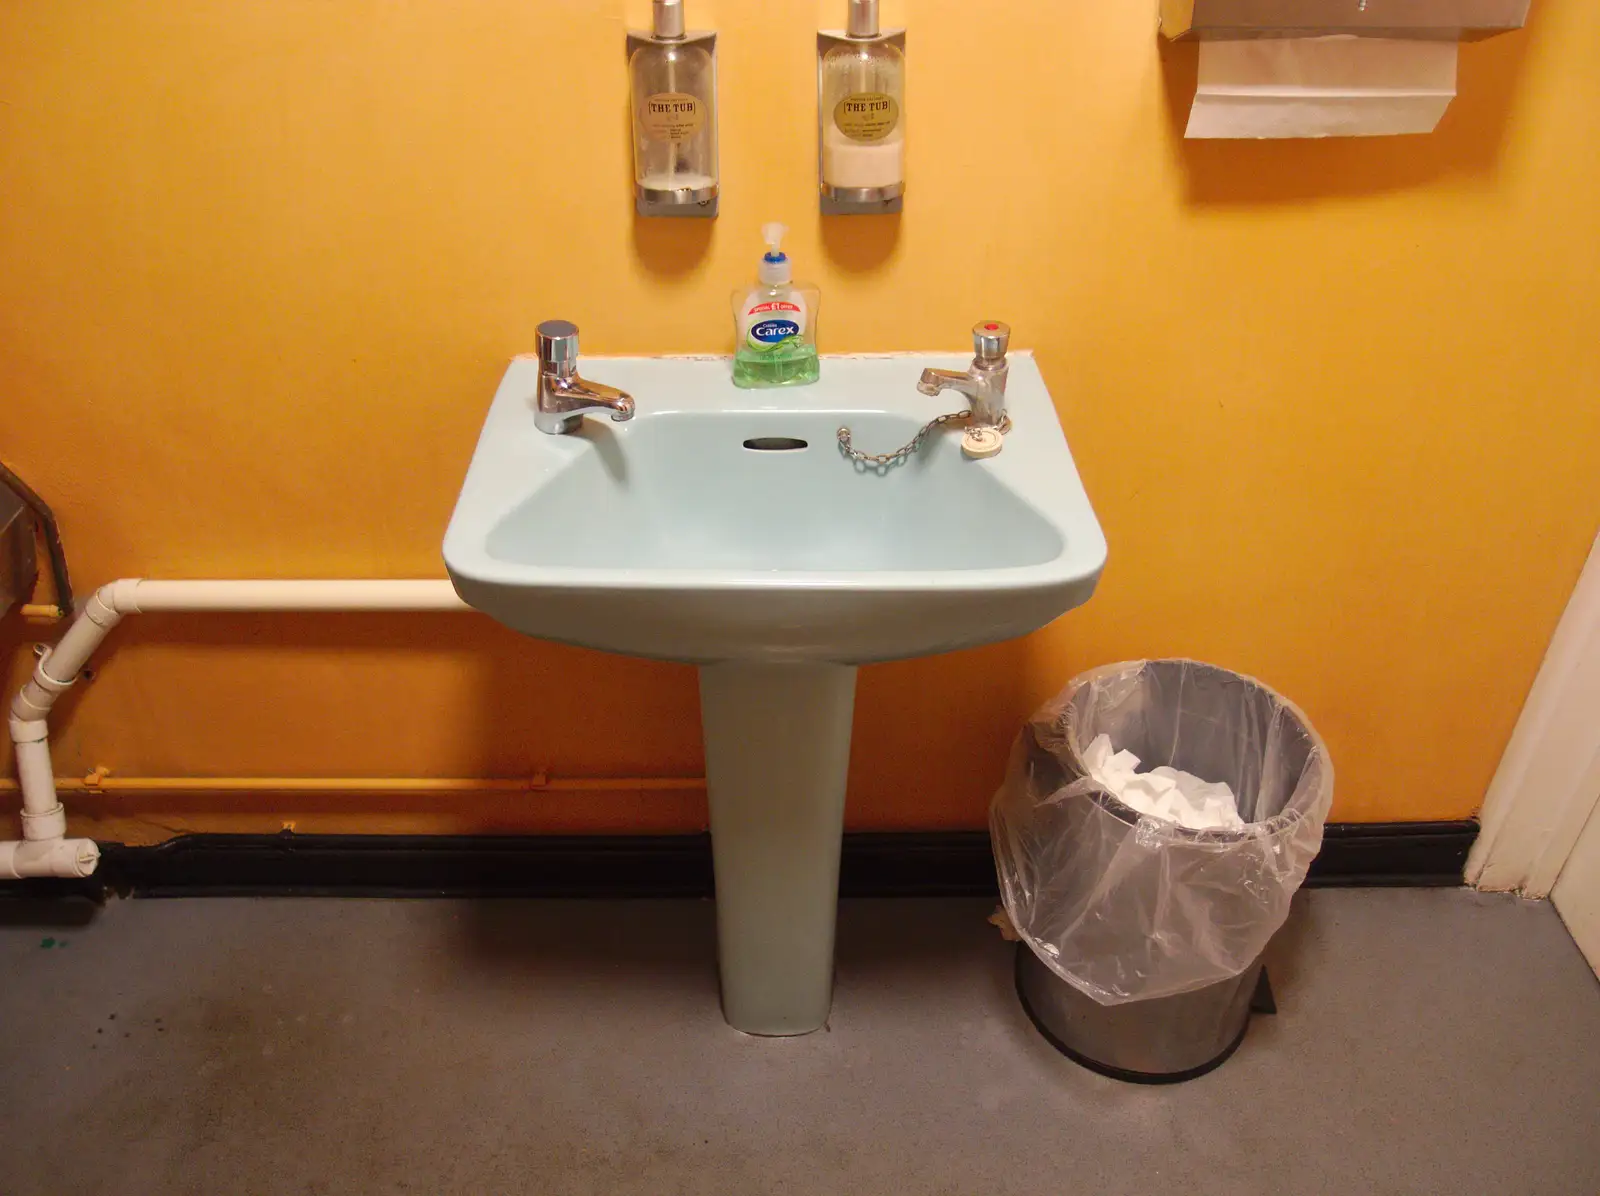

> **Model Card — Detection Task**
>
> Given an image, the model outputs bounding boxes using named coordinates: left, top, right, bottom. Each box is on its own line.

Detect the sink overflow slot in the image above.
left=742, top=436, right=809, bottom=452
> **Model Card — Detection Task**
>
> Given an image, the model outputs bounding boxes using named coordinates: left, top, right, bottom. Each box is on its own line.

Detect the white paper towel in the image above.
left=1186, top=36, right=1458, bottom=139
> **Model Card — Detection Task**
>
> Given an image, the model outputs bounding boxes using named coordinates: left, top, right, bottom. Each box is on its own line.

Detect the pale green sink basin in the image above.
left=445, top=354, right=1104, bottom=664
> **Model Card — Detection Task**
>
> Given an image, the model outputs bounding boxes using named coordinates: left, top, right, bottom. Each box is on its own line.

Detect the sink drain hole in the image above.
left=743, top=437, right=809, bottom=452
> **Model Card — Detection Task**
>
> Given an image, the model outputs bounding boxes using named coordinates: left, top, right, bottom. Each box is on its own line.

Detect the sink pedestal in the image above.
left=698, top=661, right=856, bottom=1035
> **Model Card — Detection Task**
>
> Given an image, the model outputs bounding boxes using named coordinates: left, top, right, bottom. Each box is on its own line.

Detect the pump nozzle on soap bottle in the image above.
left=758, top=223, right=792, bottom=285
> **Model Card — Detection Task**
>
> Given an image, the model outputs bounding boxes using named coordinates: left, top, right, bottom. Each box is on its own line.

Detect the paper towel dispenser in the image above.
left=1160, top=1, right=1529, bottom=41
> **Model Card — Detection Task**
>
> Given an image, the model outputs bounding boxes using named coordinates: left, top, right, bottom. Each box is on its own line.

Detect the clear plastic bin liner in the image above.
left=991, top=660, right=1333, bottom=1006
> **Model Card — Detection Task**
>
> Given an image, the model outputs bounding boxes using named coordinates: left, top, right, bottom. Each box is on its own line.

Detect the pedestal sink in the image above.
left=444, top=352, right=1105, bottom=1035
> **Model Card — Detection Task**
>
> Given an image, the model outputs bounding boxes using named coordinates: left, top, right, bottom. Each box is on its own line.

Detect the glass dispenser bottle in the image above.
left=628, top=0, right=718, bottom=218
left=818, top=0, right=904, bottom=215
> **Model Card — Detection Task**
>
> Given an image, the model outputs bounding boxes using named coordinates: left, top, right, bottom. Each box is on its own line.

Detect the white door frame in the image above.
left=1552, top=799, right=1600, bottom=973
left=1467, top=528, right=1600, bottom=898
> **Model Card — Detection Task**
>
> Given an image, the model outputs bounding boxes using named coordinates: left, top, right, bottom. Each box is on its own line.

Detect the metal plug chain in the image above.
left=837, top=411, right=1010, bottom=468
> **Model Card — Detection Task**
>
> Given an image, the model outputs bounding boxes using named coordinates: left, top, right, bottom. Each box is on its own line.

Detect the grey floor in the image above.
left=1, top=889, right=1596, bottom=1196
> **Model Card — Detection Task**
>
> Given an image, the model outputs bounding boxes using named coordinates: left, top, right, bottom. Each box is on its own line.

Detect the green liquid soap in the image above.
left=732, top=338, right=821, bottom=388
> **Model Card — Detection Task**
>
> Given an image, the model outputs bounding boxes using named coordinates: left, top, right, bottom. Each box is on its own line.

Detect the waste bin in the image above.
left=991, top=659, right=1333, bottom=1082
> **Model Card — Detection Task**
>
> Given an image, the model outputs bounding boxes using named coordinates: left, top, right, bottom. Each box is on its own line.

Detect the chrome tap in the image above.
left=534, top=320, right=636, bottom=435
left=916, top=321, right=1011, bottom=428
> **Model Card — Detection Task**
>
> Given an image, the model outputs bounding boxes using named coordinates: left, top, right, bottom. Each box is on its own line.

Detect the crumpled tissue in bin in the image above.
left=1082, top=733, right=1245, bottom=832
left=990, top=660, right=1333, bottom=1006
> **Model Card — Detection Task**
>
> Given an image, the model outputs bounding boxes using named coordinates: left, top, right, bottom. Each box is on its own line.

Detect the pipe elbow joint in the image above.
left=95, top=580, right=140, bottom=620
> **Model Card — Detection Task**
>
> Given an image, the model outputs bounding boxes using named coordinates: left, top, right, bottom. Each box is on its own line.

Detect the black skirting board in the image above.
left=1, top=822, right=1476, bottom=901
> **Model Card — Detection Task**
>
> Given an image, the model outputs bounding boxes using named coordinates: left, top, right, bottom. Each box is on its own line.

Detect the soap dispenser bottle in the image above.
left=731, top=223, right=820, bottom=389
left=627, top=0, right=718, bottom=217
left=818, top=0, right=905, bottom=214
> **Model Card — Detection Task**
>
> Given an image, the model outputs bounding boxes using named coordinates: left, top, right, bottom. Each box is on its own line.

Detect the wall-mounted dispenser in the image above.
left=628, top=0, right=718, bottom=218
left=1159, top=0, right=1530, bottom=41
left=1162, top=1, right=1530, bottom=140
left=817, top=0, right=905, bottom=216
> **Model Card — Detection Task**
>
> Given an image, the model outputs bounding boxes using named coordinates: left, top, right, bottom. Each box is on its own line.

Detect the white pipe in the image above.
left=10, top=727, right=63, bottom=836
left=4, top=578, right=472, bottom=880
left=0, top=838, right=101, bottom=880
left=51, top=584, right=124, bottom=671
left=124, top=579, right=467, bottom=612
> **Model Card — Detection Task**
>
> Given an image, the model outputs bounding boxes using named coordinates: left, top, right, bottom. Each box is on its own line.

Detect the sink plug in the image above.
left=961, top=426, right=1004, bottom=459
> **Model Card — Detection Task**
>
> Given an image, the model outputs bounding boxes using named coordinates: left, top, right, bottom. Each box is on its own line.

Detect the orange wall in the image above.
left=3, top=1, right=1598, bottom=844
